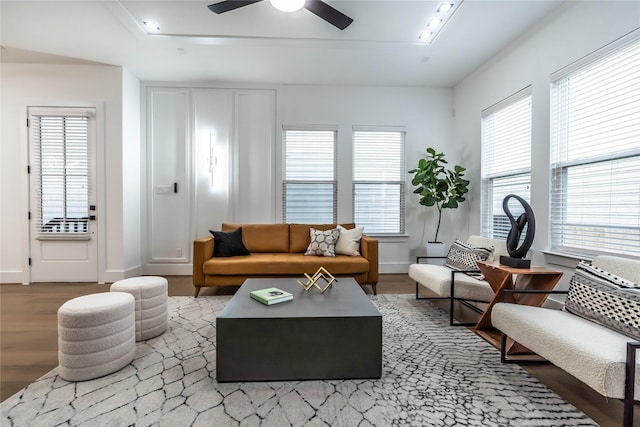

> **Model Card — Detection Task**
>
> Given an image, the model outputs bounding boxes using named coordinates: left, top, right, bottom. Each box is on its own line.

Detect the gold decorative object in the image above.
left=297, top=267, right=336, bottom=293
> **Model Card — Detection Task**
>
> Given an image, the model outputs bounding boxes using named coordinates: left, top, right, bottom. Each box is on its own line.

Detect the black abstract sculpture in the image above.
left=500, top=194, right=535, bottom=268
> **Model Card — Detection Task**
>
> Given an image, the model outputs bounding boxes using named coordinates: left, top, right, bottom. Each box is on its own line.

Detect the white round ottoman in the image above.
left=58, top=292, right=136, bottom=382
left=110, top=276, right=168, bottom=341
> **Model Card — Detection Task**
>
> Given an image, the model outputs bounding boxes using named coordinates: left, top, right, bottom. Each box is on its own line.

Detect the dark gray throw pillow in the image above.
left=209, top=227, right=250, bottom=257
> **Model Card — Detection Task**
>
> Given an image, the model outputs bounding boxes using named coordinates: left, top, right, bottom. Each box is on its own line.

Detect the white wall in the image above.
left=452, top=1, right=640, bottom=289
left=0, top=63, right=138, bottom=283
left=278, top=85, right=455, bottom=273
left=122, top=68, right=143, bottom=275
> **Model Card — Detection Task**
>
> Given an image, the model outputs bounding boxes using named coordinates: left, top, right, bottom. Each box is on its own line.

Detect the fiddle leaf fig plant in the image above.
left=408, top=147, right=470, bottom=243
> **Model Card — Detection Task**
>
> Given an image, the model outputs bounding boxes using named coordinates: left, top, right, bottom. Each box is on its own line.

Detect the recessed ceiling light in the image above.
left=143, top=21, right=160, bottom=31
left=428, top=18, right=443, bottom=28
left=437, top=3, right=454, bottom=13
left=270, top=0, right=305, bottom=12
left=418, top=1, right=463, bottom=43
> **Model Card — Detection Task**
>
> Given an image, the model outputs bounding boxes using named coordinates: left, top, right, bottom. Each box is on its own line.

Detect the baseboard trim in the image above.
left=143, top=264, right=193, bottom=276
left=0, top=271, right=28, bottom=284
left=379, top=262, right=410, bottom=274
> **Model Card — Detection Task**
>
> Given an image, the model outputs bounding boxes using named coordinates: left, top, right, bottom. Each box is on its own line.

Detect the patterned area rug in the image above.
left=1, top=295, right=596, bottom=426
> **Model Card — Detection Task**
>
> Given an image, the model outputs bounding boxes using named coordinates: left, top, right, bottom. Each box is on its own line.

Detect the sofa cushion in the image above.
left=290, top=223, right=354, bottom=253
left=335, top=225, right=363, bottom=256
left=209, top=227, right=250, bottom=257
left=222, top=223, right=289, bottom=253
left=305, top=228, right=340, bottom=257
left=203, top=253, right=369, bottom=276
left=445, top=239, right=492, bottom=271
left=564, top=261, right=640, bottom=340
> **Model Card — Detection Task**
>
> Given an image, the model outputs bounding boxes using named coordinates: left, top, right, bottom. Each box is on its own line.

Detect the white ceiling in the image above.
left=0, top=0, right=564, bottom=87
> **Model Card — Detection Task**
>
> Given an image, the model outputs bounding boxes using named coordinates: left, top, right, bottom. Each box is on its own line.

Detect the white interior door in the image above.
left=28, top=107, right=98, bottom=282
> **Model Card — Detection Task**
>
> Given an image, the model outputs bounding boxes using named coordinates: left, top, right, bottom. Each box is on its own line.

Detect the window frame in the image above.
left=29, top=107, right=94, bottom=240
left=281, top=126, right=337, bottom=224
left=352, top=126, right=406, bottom=236
left=549, top=30, right=640, bottom=259
left=480, top=87, right=532, bottom=241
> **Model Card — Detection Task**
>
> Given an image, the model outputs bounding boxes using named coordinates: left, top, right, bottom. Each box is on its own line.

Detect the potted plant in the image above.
left=408, top=147, right=470, bottom=254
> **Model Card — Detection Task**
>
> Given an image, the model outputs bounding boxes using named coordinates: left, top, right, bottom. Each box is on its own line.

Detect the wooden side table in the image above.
left=475, top=261, right=563, bottom=338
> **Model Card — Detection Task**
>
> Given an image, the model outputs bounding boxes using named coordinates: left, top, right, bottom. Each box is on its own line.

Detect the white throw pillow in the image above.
left=335, top=225, right=364, bottom=256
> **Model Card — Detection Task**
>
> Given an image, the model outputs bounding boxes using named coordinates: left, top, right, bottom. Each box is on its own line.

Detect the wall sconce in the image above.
left=209, top=133, right=217, bottom=188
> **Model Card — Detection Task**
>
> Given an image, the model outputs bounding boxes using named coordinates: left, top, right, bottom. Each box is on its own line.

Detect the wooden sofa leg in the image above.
left=194, top=286, right=201, bottom=298
left=624, top=342, right=640, bottom=427
left=371, top=283, right=377, bottom=295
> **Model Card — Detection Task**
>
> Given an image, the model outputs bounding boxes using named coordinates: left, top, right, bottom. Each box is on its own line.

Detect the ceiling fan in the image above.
left=207, top=0, right=354, bottom=30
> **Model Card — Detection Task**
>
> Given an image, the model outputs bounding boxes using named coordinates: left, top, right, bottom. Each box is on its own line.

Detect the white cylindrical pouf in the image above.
left=58, top=292, right=136, bottom=382
left=110, top=276, right=168, bottom=341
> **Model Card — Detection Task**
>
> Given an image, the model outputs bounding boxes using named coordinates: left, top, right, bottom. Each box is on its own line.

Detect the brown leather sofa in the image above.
left=193, top=223, right=379, bottom=297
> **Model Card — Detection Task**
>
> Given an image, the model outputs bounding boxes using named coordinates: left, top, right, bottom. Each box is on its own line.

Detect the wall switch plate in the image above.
left=156, top=185, right=173, bottom=194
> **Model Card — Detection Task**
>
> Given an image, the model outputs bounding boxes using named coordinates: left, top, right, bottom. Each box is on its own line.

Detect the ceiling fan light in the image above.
left=270, top=0, right=305, bottom=12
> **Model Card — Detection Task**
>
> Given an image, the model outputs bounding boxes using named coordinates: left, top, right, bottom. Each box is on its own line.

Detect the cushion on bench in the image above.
left=492, top=302, right=640, bottom=400
left=408, top=263, right=494, bottom=301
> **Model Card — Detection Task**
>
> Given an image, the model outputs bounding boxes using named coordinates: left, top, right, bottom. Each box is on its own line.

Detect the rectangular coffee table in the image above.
left=216, top=277, right=382, bottom=382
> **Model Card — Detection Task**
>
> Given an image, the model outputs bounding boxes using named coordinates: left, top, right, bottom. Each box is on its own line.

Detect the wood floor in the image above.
left=1, top=274, right=637, bottom=426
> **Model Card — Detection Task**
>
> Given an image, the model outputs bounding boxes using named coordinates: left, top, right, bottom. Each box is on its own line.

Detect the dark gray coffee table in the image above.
left=216, top=277, right=382, bottom=382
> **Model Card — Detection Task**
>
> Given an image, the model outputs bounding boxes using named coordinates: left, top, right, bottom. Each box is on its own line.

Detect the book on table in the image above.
left=250, top=287, right=293, bottom=305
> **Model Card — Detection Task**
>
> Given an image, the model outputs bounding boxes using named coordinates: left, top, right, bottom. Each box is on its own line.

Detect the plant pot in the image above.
left=426, top=241, right=446, bottom=257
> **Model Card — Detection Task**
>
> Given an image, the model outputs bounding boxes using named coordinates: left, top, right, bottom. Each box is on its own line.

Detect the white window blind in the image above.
left=353, top=129, right=405, bottom=234
left=282, top=128, right=336, bottom=223
left=481, top=88, right=532, bottom=240
left=31, top=111, right=92, bottom=239
left=550, top=30, right=640, bottom=258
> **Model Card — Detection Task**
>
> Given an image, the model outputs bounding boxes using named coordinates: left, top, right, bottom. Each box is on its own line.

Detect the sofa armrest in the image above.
left=360, top=235, right=378, bottom=284
left=193, top=236, right=214, bottom=287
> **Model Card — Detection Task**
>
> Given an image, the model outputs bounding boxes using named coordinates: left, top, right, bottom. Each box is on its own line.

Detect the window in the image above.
left=481, top=88, right=532, bottom=240
left=550, top=31, right=640, bottom=258
left=353, top=128, right=405, bottom=234
left=30, top=109, right=93, bottom=239
left=282, top=128, right=336, bottom=223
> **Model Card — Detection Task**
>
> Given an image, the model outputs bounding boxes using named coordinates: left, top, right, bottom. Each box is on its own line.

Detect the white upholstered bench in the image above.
left=110, top=276, right=168, bottom=341
left=492, top=255, right=640, bottom=427
left=57, top=292, right=136, bottom=381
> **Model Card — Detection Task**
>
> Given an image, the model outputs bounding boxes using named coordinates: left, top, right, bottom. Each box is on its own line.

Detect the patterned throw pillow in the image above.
left=305, top=228, right=340, bottom=257
left=445, top=239, right=493, bottom=271
left=564, top=261, right=640, bottom=340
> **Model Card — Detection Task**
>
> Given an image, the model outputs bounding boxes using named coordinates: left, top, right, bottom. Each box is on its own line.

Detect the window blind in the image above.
left=31, top=112, right=91, bottom=239
left=550, top=30, right=640, bottom=258
left=282, top=129, right=336, bottom=223
left=481, top=88, right=532, bottom=239
left=353, top=129, right=405, bottom=234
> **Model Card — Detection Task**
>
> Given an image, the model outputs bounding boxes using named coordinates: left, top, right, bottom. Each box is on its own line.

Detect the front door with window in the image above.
left=28, top=107, right=98, bottom=282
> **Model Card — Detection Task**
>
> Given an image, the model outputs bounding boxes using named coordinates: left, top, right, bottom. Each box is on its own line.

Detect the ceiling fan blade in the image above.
left=208, top=0, right=264, bottom=14
left=304, top=0, right=353, bottom=30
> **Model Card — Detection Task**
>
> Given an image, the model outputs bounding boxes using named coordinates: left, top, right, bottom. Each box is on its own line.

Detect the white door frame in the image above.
left=23, top=102, right=106, bottom=283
